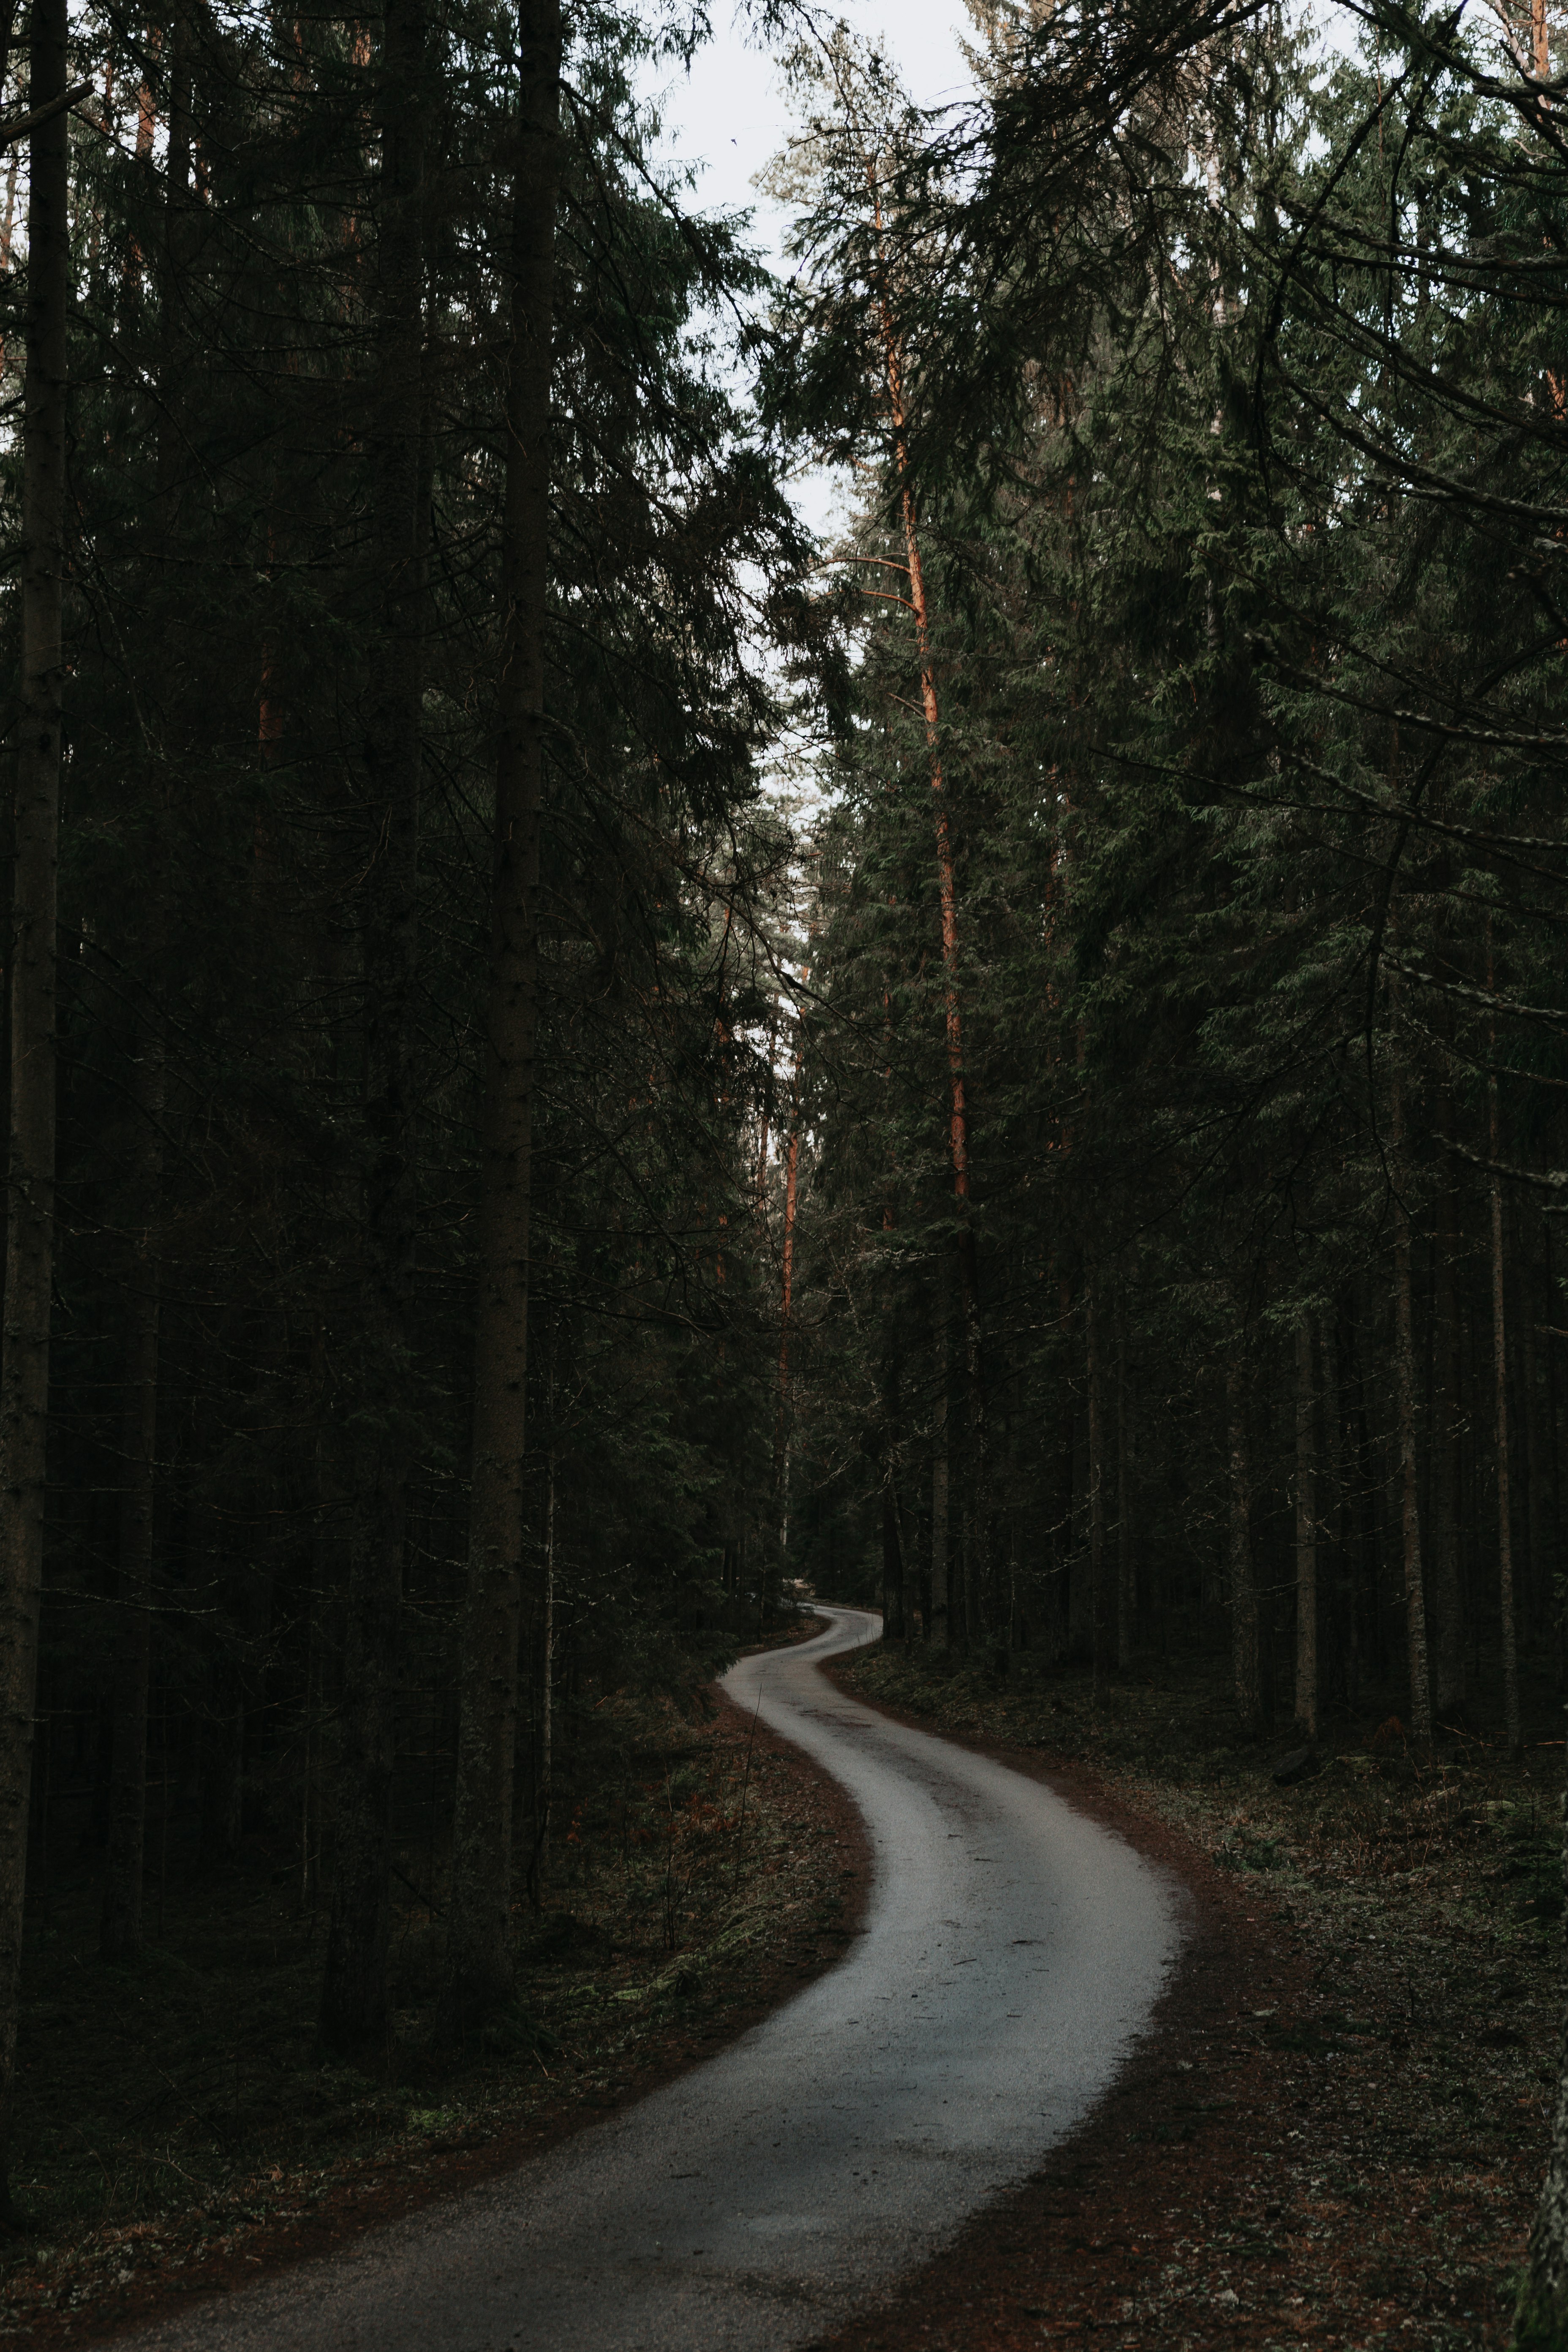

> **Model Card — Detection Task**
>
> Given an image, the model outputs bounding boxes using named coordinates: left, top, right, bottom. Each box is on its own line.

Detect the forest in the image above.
left=0, top=0, right=1567, bottom=2334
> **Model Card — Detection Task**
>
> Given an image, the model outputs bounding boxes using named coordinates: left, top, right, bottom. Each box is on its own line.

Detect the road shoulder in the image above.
left=813, top=1649, right=1538, bottom=2351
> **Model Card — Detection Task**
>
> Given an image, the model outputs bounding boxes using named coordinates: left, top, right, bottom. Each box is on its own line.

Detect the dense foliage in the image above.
left=0, top=0, right=808, bottom=2162
left=772, top=0, right=1568, bottom=1748
left=755, top=8, right=1568, bottom=2325
left=5, top=0, right=1568, bottom=2314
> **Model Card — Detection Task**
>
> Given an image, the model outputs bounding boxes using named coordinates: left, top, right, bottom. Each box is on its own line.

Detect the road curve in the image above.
left=129, top=1606, right=1184, bottom=2352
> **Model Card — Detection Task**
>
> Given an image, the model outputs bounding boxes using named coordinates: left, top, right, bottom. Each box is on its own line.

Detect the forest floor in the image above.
left=814, top=1635, right=1561, bottom=2352
left=0, top=1619, right=868, bottom=2344
left=7, top=1623, right=1554, bottom=2350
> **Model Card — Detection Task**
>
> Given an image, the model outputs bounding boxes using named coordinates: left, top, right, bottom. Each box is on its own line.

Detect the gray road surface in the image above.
left=129, top=1604, right=1184, bottom=2351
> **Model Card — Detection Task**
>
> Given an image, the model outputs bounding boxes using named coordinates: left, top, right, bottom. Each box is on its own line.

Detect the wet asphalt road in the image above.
left=129, top=1604, right=1184, bottom=2351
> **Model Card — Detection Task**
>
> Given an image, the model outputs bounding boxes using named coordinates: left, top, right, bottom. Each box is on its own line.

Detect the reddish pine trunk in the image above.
left=868, top=167, right=987, bottom=1622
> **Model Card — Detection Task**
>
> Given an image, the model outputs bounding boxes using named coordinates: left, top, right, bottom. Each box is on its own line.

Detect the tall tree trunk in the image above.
left=540, top=1439, right=555, bottom=1857
left=525, top=1392, right=556, bottom=1912
left=1055, top=1266, right=1076, bottom=1661
left=1227, top=1349, right=1261, bottom=1732
left=98, top=8, right=187, bottom=1967
left=956, top=1408, right=973, bottom=1648
left=866, top=169, right=986, bottom=1627
left=754, top=996, right=777, bottom=1215
left=1432, top=1158, right=1466, bottom=1718
left=320, top=0, right=427, bottom=2053
left=931, top=1290, right=950, bottom=1649
left=0, top=0, right=68, bottom=2210
left=1087, top=1274, right=1108, bottom=1684
left=99, top=1014, right=164, bottom=1959
left=1115, top=1287, right=1132, bottom=1671
left=1388, top=1043, right=1433, bottom=1743
left=443, top=0, right=563, bottom=2034
left=881, top=1483, right=905, bottom=1639
left=1359, top=1360, right=1391, bottom=1682
left=1521, top=788, right=1564, bottom=2345
left=1322, top=1307, right=1355, bottom=1711
left=1491, top=1072, right=1523, bottom=1756
left=881, top=1323, right=905, bottom=1638
left=1526, top=1253, right=1555, bottom=1663
left=772, top=994, right=805, bottom=1540
left=1548, top=1219, right=1565, bottom=1692
left=1294, top=1313, right=1318, bottom=1743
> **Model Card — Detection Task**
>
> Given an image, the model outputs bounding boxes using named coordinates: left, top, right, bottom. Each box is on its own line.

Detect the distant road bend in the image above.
left=133, top=1605, right=1185, bottom=2352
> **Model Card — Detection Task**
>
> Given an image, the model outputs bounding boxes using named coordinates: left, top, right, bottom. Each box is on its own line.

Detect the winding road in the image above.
left=131, top=1605, right=1184, bottom=2352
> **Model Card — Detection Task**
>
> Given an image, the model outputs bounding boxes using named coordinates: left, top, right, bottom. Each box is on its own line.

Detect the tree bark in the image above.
left=931, top=1292, right=950, bottom=1649
left=1388, top=1046, right=1433, bottom=1744
left=99, top=1015, right=164, bottom=1960
left=1527, top=1252, right=1556, bottom=1666
left=443, top=0, right=563, bottom=2034
left=1227, top=1349, right=1261, bottom=1732
left=1548, top=1220, right=1565, bottom=1692
left=773, top=996, right=805, bottom=1543
left=320, top=0, right=427, bottom=2057
left=1054, top=1266, right=1075, bottom=1661
left=1294, top=1312, right=1318, bottom=1743
left=1492, top=1075, right=1523, bottom=1756
left=1115, top=1287, right=1132, bottom=1671
left=1322, top=1307, right=1356, bottom=1712
left=881, top=1326, right=905, bottom=1638
left=540, top=1441, right=555, bottom=1863
left=866, top=167, right=986, bottom=1631
left=1087, top=1273, right=1108, bottom=1684
left=98, top=3, right=188, bottom=1966
left=0, top=0, right=68, bottom=2210
left=1432, top=1158, right=1467, bottom=1719
left=881, top=1483, right=905, bottom=1638
left=525, top=1399, right=557, bottom=1912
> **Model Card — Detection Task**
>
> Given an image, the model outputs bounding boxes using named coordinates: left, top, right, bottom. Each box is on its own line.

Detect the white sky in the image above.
left=653, top=0, right=977, bottom=232
left=645, top=1, right=980, bottom=536
left=640, top=2, right=1367, bottom=539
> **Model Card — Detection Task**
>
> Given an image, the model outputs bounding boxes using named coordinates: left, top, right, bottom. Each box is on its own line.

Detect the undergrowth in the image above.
left=0, top=1631, right=851, bottom=2334
left=836, top=1636, right=1563, bottom=2347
